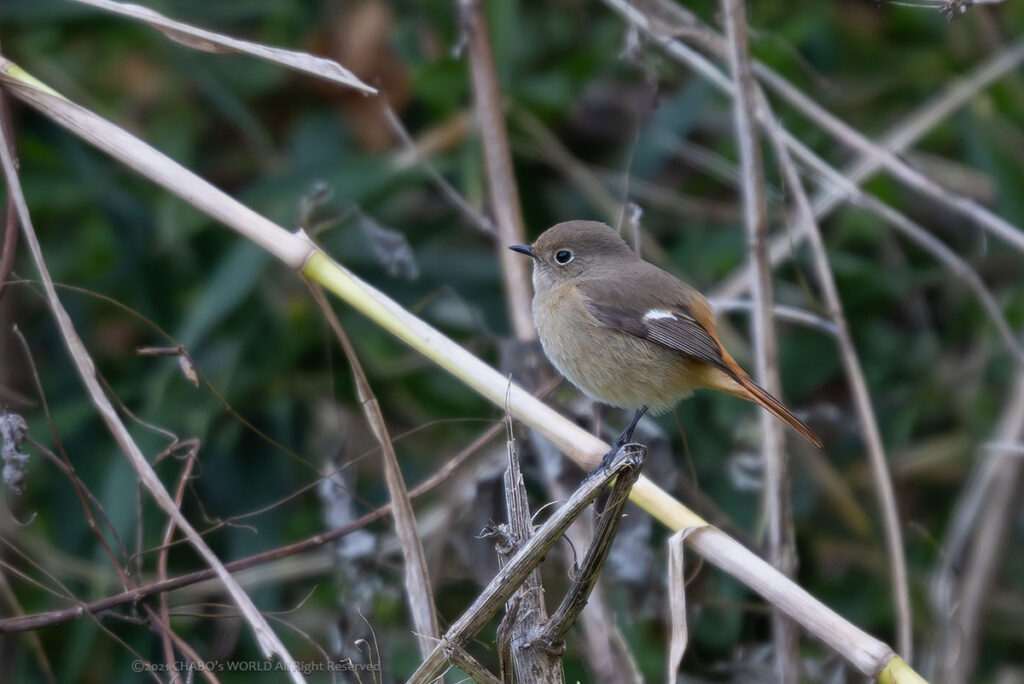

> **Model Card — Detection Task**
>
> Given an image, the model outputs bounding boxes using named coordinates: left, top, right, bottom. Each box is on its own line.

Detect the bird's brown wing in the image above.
left=577, top=275, right=824, bottom=449
left=577, top=276, right=727, bottom=370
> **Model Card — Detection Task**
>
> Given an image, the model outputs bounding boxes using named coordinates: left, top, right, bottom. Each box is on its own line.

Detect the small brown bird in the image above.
left=510, top=220, right=822, bottom=451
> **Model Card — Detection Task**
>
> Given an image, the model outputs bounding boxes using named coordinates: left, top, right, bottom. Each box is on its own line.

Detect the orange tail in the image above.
left=712, top=362, right=823, bottom=449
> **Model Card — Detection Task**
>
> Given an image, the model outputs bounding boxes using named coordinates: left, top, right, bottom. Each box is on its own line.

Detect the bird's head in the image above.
left=509, top=220, right=637, bottom=291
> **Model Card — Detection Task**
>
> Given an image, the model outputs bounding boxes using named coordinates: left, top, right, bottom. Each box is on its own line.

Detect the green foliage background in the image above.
left=1, top=0, right=1023, bottom=682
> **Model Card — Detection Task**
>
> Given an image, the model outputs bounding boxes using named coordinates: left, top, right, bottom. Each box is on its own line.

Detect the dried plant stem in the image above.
left=407, top=447, right=644, bottom=684
left=494, top=424, right=562, bottom=682
left=1, top=61, right=928, bottom=682
left=714, top=39, right=1024, bottom=299
left=539, top=447, right=646, bottom=647
left=531, top=437, right=644, bottom=683
left=721, top=0, right=798, bottom=679
left=759, top=94, right=913, bottom=660
left=309, top=283, right=439, bottom=657
left=459, top=0, right=535, bottom=340
left=0, top=86, right=304, bottom=682
left=783, top=134, right=1024, bottom=366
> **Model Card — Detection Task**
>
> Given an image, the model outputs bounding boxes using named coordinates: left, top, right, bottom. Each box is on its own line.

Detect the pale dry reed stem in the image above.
left=721, top=0, right=798, bottom=678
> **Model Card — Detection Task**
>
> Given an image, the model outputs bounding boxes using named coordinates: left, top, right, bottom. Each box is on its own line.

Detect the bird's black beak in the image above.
left=508, top=244, right=536, bottom=259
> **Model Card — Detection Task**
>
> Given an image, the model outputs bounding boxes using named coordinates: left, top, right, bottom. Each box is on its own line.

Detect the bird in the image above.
left=509, top=220, right=822, bottom=455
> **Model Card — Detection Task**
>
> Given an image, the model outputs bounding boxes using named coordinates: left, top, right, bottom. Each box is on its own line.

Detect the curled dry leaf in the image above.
left=358, top=211, right=419, bottom=280
left=666, top=527, right=702, bottom=683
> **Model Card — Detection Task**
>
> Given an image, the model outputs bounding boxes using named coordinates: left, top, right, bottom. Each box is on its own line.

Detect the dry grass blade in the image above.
left=309, top=284, right=439, bottom=657
left=721, top=0, right=798, bottom=678
left=0, top=93, right=305, bottom=683
left=69, top=0, right=376, bottom=94
left=665, top=529, right=694, bottom=684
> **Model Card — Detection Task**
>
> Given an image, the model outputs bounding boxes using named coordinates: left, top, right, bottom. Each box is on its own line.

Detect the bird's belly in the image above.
left=534, top=291, right=703, bottom=413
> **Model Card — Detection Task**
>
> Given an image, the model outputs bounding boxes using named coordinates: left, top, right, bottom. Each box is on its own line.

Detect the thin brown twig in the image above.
left=721, top=1, right=798, bottom=679
left=0, top=505, right=392, bottom=635
left=0, top=537, right=161, bottom=681
left=140, top=603, right=219, bottom=684
left=0, top=105, right=303, bottom=678
left=493, top=405, right=561, bottom=680
left=382, top=102, right=496, bottom=237
left=459, top=0, right=535, bottom=341
left=12, top=328, right=131, bottom=586
left=0, top=378, right=564, bottom=638
left=157, top=447, right=199, bottom=677
left=0, top=571, right=55, bottom=684
left=15, top=335, right=209, bottom=681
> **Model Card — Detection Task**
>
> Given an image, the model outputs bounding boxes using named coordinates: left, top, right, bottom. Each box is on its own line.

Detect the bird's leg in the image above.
left=597, top=406, right=648, bottom=470
left=613, top=406, right=648, bottom=450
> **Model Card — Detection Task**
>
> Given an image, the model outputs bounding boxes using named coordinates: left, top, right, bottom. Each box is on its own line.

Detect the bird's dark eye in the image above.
left=555, top=250, right=573, bottom=264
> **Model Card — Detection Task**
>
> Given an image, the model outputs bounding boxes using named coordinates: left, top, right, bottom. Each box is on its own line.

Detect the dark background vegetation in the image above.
left=1, top=0, right=1023, bottom=681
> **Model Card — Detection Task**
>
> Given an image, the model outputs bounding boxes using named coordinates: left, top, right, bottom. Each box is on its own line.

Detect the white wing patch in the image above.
left=643, top=309, right=677, bottom=321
